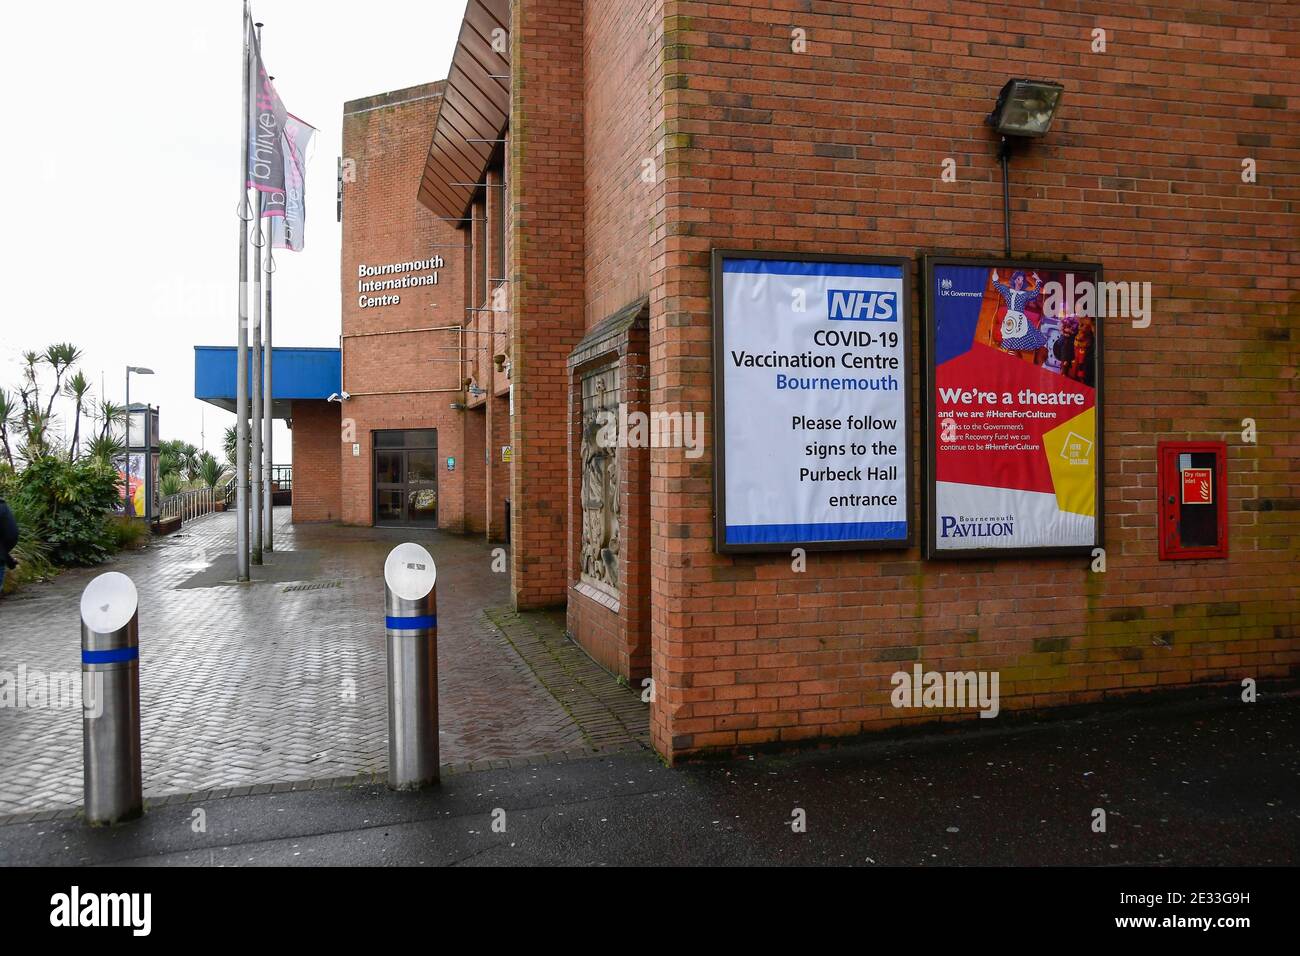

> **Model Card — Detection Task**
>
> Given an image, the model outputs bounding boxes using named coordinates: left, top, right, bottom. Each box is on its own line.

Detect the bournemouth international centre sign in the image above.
left=355, top=256, right=445, bottom=309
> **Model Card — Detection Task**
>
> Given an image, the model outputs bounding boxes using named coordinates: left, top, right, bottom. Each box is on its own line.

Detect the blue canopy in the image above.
left=194, top=346, right=341, bottom=418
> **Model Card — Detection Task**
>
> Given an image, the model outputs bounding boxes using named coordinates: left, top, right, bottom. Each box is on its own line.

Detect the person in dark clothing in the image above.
left=0, top=498, right=18, bottom=594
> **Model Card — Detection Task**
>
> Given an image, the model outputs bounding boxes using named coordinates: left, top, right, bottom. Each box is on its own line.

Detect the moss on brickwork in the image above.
left=662, top=43, right=690, bottom=63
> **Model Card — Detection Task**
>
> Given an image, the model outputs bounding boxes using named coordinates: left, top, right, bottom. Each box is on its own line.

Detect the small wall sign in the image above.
left=502, top=445, right=513, bottom=463
left=446, top=456, right=456, bottom=472
left=1181, top=467, right=1213, bottom=504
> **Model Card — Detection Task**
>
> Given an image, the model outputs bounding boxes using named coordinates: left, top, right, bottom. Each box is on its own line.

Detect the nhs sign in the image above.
left=827, top=289, right=898, bottom=322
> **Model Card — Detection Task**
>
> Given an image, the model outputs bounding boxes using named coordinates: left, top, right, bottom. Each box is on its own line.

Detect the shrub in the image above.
left=108, top=516, right=151, bottom=551
left=2, top=468, right=55, bottom=592
left=12, top=455, right=121, bottom=567
left=85, top=433, right=124, bottom=463
left=5, top=523, right=54, bottom=591
left=198, top=452, right=227, bottom=493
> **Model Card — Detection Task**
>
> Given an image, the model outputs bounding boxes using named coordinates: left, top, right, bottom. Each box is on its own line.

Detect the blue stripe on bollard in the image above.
left=386, top=615, right=437, bottom=631
left=81, top=647, right=140, bottom=665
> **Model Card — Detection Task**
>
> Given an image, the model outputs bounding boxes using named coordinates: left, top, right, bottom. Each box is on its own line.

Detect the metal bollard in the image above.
left=80, top=572, right=143, bottom=825
left=383, top=543, right=439, bottom=789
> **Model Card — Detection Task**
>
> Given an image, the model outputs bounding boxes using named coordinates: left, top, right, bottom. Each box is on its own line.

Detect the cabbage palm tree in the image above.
left=198, top=452, right=227, bottom=491
left=158, top=439, right=185, bottom=481
left=160, top=472, right=184, bottom=498
left=0, top=389, right=16, bottom=467
left=18, top=405, right=54, bottom=460
left=63, top=370, right=92, bottom=460
left=98, top=399, right=126, bottom=442
left=179, top=442, right=201, bottom=481
left=41, top=343, right=82, bottom=420
left=86, top=433, right=124, bottom=462
left=19, top=351, right=42, bottom=426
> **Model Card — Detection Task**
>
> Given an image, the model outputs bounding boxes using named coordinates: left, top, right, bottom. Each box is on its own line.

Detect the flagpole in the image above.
left=235, top=0, right=252, bottom=583
left=264, top=241, right=275, bottom=552
left=252, top=185, right=264, bottom=566
left=250, top=20, right=267, bottom=566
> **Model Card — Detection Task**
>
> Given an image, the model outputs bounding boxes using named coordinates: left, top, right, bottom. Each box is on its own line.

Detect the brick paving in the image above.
left=0, top=509, right=646, bottom=816
left=483, top=607, right=650, bottom=749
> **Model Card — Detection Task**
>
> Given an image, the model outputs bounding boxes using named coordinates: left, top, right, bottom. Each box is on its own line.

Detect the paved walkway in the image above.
left=0, top=509, right=646, bottom=816
left=1, top=694, right=1294, bottom=867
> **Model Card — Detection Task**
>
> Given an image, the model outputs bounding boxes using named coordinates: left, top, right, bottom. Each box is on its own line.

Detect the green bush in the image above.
left=5, top=524, right=54, bottom=591
left=198, top=452, right=227, bottom=493
left=2, top=468, right=56, bottom=593
left=12, top=455, right=122, bottom=567
left=108, top=516, right=151, bottom=551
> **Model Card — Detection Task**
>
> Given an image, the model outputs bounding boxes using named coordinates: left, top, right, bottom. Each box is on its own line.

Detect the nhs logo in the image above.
left=827, top=289, right=897, bottom=322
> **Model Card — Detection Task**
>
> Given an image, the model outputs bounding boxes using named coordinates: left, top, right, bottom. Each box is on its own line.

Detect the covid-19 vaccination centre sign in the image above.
left=712, top=250, right=913, bottom=553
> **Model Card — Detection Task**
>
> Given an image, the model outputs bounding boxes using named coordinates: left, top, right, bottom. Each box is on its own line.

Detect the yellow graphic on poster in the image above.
left=115, top=452, right=147, bottom=517
left=1042, top=407, right=1096, bottom=518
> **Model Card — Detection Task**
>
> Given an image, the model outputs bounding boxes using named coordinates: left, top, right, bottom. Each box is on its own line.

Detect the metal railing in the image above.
left=214, top=464, right=290, bottom=513
left=158, top=487, right=222, bottom=524
left=271, top=464, right=292, bottom=493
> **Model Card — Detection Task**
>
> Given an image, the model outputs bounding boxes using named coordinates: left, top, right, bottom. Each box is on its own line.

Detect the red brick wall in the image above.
left=340, top=82, right=468, bottom=529
left=541, top=0, right=664, bottom=674
left=464, top=404, right=487, bottom=534
left=509, top=0, right=587, bottom=608
left=641, top=1, right=1300, bottom=759
left=483, top=171, right=512, bottom=541
left=583, top=0, right=661, bottom=329
left=290, top=400, right=342, bottom=523
left=565, top=319, right=654, bottom=681
left=487, top=392, right=511, bottom=541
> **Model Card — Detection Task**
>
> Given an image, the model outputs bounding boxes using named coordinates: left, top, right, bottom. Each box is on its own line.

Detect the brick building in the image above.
left=332, top=82, right=486, bottom=534
left=286, top=0, right=1298, bottom=764
left=270, top=81, right=504, bottom=535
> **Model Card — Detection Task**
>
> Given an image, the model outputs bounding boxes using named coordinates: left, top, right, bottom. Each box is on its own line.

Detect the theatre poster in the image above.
left=923, top=256, right=1104, bottom=558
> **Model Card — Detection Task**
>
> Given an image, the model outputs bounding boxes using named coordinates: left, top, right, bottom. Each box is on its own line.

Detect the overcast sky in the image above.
left=0, top=0, right=462, bottom=460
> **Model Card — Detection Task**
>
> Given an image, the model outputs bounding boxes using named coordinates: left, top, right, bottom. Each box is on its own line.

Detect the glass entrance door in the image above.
left=405, top=449, right=439, bottom=523
left=373, top=430, right=438, bottom=526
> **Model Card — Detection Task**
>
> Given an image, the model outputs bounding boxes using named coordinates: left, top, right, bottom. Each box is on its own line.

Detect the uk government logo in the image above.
left=938, top=277, right=981, bottom=298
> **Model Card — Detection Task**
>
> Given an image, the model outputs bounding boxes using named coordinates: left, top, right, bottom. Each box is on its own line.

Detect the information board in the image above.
left=712, top=250, right=913, bottom=552
left=924, top=256, right=1103, bottom=558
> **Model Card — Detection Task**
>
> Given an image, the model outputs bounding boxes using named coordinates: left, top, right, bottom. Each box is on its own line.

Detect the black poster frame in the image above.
left=922, top=254, right=1104, bottom=560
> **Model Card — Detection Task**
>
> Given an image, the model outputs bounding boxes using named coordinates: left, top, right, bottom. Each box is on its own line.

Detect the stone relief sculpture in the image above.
left=580, top=368, right=619, bottom=590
